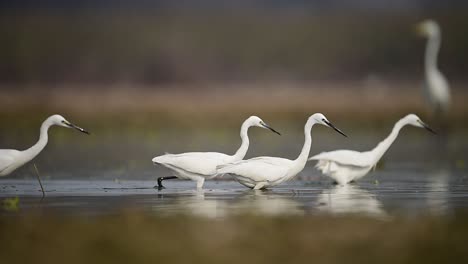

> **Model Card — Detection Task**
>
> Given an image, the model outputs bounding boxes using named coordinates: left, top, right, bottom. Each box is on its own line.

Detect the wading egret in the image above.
left=217, top=113, right=346, bottom=190
left=309, top=114, right=435, bottom=185
left=416, top=19, right=451, bottom=114
left=152, top=116, right=280, bottom=189
left=0, top=115, right=89, bottom=194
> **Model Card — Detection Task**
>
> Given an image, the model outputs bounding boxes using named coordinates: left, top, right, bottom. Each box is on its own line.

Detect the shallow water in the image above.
left=1, top=117, right=467, bottom=218
left=1, top=166, right=467, bottom=218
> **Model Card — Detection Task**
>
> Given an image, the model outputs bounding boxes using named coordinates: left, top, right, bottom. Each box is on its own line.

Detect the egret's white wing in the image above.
left=218, top=157, right=291, bottom=183
left=0, top=149, right=20, bottom=175
left=315, top=160, right=342, bottom=173
left=309, top=150, right=373, bottom=168
left=153, top=152, right=231, bottom=176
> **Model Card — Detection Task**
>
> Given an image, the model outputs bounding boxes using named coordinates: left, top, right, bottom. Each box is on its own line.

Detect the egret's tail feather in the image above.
left=308, top=152, right=324, bottom=161
left=152, top=154, right=173, bottom=164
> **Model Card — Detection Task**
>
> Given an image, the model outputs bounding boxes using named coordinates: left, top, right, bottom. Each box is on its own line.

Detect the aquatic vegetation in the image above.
left=2, top=197, right=19, bottom=212
left=456, top=159, right=466, bottom=169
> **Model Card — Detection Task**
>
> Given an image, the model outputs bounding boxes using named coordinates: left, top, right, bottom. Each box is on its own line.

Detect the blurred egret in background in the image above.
left=309, top=114, right=435, bottom=185
left=416, top=19, right=451, bottom=115
left=152, top=116, right=280, bottom=189
left=0, top=115, right=89, bottom=195
left=217, top=113, right=346, bottom=190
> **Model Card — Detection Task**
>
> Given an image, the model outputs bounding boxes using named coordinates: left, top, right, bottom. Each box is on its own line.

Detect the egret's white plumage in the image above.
left=217, top=113, right=347, bottom=190
left=309, top=114, right=435, bottom=185
left=152, top=116, right=280, bottom=189
left=417, top=19, right=451, bottom=113
left=0, top=114, right=89, bottom=177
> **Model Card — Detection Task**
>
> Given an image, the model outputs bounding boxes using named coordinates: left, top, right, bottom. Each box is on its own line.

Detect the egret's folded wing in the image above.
left=0, top=150, right=19, bottom=174
left=309, top=150, right=373, bottom=168
left=315, top=160, right=340, bottom=173
left=153, top=152, right=229, bottom=176
left=218, top=157, right=290, bottom=183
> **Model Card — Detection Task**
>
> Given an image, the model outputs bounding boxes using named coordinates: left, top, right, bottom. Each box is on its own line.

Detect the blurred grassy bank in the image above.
left=1, top=212, right=468, bottom=264
left=0, top=81, right=466, bottom=179
left=1, top=81, right=467, bottom=122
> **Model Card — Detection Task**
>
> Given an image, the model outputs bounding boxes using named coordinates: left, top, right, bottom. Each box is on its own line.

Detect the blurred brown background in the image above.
left=0, top=1, right=467, bottom=179
left=0, top=1, right=467, bottom=116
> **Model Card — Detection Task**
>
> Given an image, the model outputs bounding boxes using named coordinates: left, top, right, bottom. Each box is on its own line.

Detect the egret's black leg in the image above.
left=33, top=163, right=45, bottom=198
left=155, top=176, right=178, bottom=190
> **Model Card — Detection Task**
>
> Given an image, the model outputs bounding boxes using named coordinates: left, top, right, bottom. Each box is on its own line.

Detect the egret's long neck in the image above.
left=293, top=119, right=315, bottom=167
left=22, top=119, right=52, bottom=161
left=232, top=120, right=250, bottom=161
left=425, top=33, right=441, bottom=74
left=370, top=119, right=406, bottom=164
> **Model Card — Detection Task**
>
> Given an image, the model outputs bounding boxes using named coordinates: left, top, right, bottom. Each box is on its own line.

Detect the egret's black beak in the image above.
left=65, top=121, right=90, bottom=135
left=421, top=121, right=437, bottom=134
left=262, top=123, right=281, bottom=136
left=324, top=120, right=347, bottom=137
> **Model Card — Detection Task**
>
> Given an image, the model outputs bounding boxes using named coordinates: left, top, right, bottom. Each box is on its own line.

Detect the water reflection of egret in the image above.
left=416, top=19, right=451, bottom=115
left=153, top=190, right=228, bottom=218
left=232, top=190, right=304, bottom=216
left=426, top=168, right=451, bottom=215
left=152, top=189, right=304, bottom=218
left=309, top=114, right=435, bottom=185
left=218, top=114, right=346, bottom=190
left=152, top=116, right=280, bottom=189
left=316, top=185, right=387, bottom=218
left=0, top=115, right=89, bottom=195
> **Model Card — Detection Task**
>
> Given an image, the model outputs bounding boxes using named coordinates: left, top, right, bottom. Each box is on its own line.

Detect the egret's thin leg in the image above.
left=196, top=177, right=205, bottom=189
left=33, top=163, right=45, bottom=198
left=253, top=182, right=267, bottom=190
left=155, top=176, right=177, bottom=189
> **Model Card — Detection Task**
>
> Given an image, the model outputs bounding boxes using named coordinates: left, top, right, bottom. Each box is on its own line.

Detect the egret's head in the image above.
left=50, top=114, right=90, bottom=134
left=405, top=114, right=436, bottom=134
left=248, top=116, right=281, bottom=135
left=416, top=19, right=440, bottom=37
left=311, top=113, right=347, bottom=137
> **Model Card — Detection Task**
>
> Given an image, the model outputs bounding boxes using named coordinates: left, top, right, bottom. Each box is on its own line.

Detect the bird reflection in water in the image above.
left=231, top=190, right=304, bottom=216
left=426, top=168, right=451, bottom=215
left=151, top=189, right=304, bottom=218
left=152, top=190, right=228, bottom=218
left=316, top=185, right=388, bottom=219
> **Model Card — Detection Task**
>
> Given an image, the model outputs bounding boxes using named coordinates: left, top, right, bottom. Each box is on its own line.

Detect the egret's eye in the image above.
left=322, top=118, right=326, bottom=122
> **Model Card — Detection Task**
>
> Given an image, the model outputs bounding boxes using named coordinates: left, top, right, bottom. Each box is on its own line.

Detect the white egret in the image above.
left=309, top=114, right=435, bottom=185
left=217, top=113, right=346, bottom=190
left=152, top=116, right=281, bottom=189
left=416, top=19, right=451, bottom=114
left=0, top=114, right=89, bottom=195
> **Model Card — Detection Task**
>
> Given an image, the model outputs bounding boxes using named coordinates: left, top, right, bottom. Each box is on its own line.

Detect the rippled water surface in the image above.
left=1, top=166, right=467, bottom=218
left=1, top=117, right=467, bottom=218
